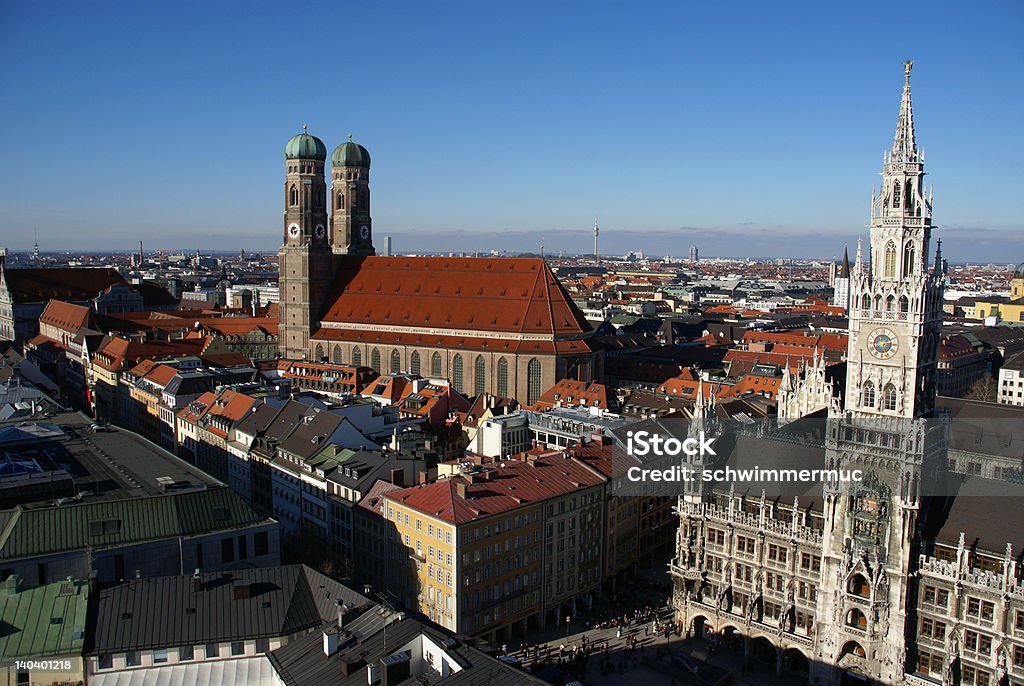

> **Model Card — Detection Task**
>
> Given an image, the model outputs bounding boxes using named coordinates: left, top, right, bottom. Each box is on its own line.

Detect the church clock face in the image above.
left=868, top=327, right=899, bottom=359
left=314, top=224, right=326, bottom=240
left=359, top=225, right=369, bottom=240
left=288, top=224, right=300, bottom=239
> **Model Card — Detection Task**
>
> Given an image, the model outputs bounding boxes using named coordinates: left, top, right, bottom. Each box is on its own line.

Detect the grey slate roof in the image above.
left=0, top=486, right=267, bottom=560
left=269, top=612, right=548, bottom=686
left=87, top=564, right=370, bottom=654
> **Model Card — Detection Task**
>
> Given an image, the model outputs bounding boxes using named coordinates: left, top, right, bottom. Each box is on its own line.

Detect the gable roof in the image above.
left=314, top=257, right=593, bottom=352
left=87, top=565, right=369, bottom=654
left=39, top=300, right=94, bottom=333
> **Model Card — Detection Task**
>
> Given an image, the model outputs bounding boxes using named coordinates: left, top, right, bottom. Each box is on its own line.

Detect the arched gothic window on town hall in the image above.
left=884, top=242, right=897, bottom=278
left=903, top=243, right=915, bottom=278
left=883, top=383, right=898, bottom=411
left=862, top=381, right=875, bottom=408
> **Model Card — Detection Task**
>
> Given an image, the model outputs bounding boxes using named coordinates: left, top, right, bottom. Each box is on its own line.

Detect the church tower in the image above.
left=330, top=136, right=375, bottom=256
left=844, top=61, right=945, bottom=419
left=278, top=128, right=334, bottom=359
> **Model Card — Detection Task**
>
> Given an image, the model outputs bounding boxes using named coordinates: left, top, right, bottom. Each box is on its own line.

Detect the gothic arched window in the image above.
left=352, top=347, right=362, bottom=366
left=290, top=185, right=298, bottom=206
left=883, top=384, right=898, bottom=411
left=903, top=243, right=915, bottom=278
left=862, top=381, right=876, bottom=408
left=861, top=294, right=871, bottom=310
left=336, top=193, right=344, bottom=210
left=315, top=343, right=325, bottom=361
left=333, top=346, right=343, bottom=364
left=315, top=189, right=322, bottom=207
left=899, top=295, right=909, bottom=313
left=452, top=355, right=464, bottom=393
left=892, top=180, right=902, bottom=209
left=410, top=351, right=421, bottom=376
left=497, top=358, right=509, bottom=398
left=390, top=350, right=401, bottom=374
left=886, top=295, right=895, bottom=312
left=527, top=358, right=542, bottom=405
left=474, top=356, right=486, bottom=396
left=431, top=352, right=442, bottom=378
left=370, top=348, right=381, bottom=373
left=884, top=242, right=897, bottom=278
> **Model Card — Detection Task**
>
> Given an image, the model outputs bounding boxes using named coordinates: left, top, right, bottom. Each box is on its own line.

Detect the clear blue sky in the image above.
left=1, top=1, right=1021, bottom=261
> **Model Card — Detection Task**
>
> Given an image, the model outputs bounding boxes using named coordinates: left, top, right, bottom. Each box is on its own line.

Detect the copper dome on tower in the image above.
left=331, top=138, right=371, bottom=168
left=285, top=130, right=327, bottom=161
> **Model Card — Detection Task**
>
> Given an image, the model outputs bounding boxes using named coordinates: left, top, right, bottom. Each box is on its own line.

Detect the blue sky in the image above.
left=0, top=1, right=1021, bottom=260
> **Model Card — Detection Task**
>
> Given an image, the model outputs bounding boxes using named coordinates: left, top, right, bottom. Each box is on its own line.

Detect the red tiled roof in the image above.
left=1, top=267, right=126, bottom=302
left=143, top=363, right=179, bottom=388
left=39, top=300, right=93, bottom=333
left=530, top=379, right=612, bottom=411
left=384, top=453, right=606, bottom=524
left=741, top=330, right=848, bottom=352
left=316, top=256, right=592, bottom=342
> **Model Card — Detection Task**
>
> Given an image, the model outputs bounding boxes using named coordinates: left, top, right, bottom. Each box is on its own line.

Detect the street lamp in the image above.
left=565, top=614, right=571, bottom=638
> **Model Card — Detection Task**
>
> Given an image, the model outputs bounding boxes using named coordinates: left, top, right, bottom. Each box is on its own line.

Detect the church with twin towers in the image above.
left=276, top=131, right=600, bottom=404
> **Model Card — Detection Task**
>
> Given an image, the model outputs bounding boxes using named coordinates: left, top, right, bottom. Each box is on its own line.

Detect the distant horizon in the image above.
left=7, top=246, right=1017, bottom=269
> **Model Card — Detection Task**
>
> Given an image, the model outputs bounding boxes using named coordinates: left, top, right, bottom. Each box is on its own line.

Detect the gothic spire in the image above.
left=891, top=60, right=917, bottom=161
left=840, top=246, right=850, bottom=279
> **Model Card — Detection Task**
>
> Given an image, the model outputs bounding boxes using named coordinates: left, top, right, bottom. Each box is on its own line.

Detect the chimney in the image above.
left=323, top=628, right=340, bottom=657
left=336, top=599, right=345, bottom=630
left=455, top=481, right=468, bottom=499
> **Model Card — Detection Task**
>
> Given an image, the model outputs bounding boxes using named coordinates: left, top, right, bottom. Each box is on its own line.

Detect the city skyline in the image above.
left=1, top=2, right=1022, bottom=260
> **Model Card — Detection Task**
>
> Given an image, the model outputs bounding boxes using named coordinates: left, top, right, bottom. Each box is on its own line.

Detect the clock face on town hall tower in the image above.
left=867, top=328, right=899, bottom=359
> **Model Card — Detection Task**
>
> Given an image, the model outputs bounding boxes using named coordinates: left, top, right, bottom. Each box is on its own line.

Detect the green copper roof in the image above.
left=0, top=576, right=88, bottom=659
left=0, top=487, right=265, bottom=560
left=285, top=131, right=327, bottom=161
left=1016, top=262, right=1024, bottom=278
left=331, top=140, right=371, bottom=168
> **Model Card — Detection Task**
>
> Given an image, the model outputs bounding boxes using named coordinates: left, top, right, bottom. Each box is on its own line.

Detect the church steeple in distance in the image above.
left=843, top=62, right=944, bottom=419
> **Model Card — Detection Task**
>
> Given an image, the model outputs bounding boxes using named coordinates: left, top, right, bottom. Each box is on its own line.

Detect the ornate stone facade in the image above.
left=671, top=64, right=1024, bottom=686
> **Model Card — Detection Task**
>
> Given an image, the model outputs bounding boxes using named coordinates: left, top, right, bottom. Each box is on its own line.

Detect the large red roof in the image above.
left=1, top=267, right=126, bottom=302
left=315, top=256, right=592, bottom=344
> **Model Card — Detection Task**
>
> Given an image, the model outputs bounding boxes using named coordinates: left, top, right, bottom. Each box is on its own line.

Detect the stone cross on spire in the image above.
left=891, top=60, right=917, bottom=161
